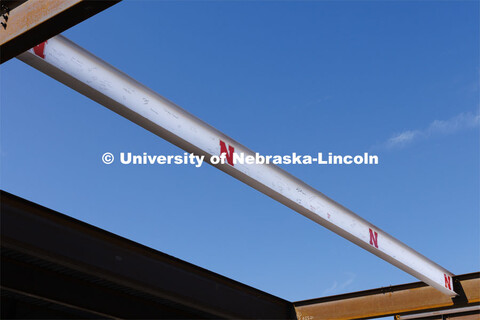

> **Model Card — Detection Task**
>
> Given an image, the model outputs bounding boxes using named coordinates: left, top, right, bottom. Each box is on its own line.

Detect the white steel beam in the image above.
left=17, top=35, right=457, bottom=296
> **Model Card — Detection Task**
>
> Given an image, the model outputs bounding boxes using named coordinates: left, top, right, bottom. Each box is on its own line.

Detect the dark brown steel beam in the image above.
left=0, top=190, right=295, bottom=319
left=0, top=0, right=120, bottom=63
left=294, top=273, right=480, bottom=320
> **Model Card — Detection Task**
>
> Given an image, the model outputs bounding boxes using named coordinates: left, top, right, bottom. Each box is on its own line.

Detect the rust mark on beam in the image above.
left=0, top=0, right=120, bottom=63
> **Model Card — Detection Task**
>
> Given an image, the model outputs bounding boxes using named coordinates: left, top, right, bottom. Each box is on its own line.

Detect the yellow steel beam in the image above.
left=0, top=0, right=120, bottom=63
left=294, top=273, right=479, bottom=320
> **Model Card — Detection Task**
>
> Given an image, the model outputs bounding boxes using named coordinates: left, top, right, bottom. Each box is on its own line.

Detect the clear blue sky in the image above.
left=1, top=0, right=479, bottom=302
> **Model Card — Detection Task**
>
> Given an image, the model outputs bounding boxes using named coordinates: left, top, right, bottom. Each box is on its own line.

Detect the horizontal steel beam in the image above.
left=0, top=0, right=119, bottom=63
left=398, top=305, right=480, bottom=320
left=1, top=190, right=295, bottom=319
left=17, top=34, right=457, bottom=296
left=294, top=273, right=479, bottom=320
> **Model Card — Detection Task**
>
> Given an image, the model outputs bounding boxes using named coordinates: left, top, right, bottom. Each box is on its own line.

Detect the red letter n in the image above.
left=33, top=41, right=47, bottom=59
left=219, top=140, right=234, bottom=166
left=444, top=274, right=452, bottom=290
left=369, top=228, right=378, bottom=248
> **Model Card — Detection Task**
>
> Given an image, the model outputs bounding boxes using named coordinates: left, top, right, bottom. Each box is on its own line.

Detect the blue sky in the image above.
left=1, top=1, right=479, bottom=302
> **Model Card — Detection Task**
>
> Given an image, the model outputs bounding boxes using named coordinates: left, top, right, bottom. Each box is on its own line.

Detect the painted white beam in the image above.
left=17, top=35, right=457, bottom=296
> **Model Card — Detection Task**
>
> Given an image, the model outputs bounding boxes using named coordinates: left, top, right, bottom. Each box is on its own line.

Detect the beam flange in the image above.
left=398, top=305, right=480, bottom=320
left=0, top=0, right=119, bottom=63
